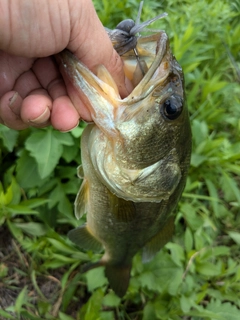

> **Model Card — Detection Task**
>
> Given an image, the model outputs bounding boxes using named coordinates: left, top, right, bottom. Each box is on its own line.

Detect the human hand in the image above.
left=0, top=0, right=130, bottom=131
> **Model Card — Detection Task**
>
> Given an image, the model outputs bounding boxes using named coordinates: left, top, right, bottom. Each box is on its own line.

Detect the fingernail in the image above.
left=29, top=107, right=50, bottom=124
left=60, top=121, right=80, bottom=133
left=9, top=91, right=19, bottom=104
left=9, top=92, right=22, bottom=115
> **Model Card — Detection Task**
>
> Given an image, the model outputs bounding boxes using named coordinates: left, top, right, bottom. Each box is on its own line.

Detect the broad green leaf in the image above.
left=16, top=150, right=42, bottom=188
left=166, top=242, right=185, bottom=267
left=181, top=203, right=203, bottom=230
left=37, top=300, right=51, bottom=316
left=15, top=286, right=28, bottom=314
left=196, top=261, right=222, bottom=277
left=188, top=307, right=223, bottom=319
left=25, top=129, right=63, bottom=178
left=191, top=153, right=207, bottom=167
left=49, top=182, right=73, bottom=216
left=220, top=171, right=240, bottom=204
left=20, top=198, right=49, bottom=208
left=4, top=177, right=22, bottom=205
left=205, top=179, right=220, bottom=217
left=71, top=125, right=85, bottom=138
left=18, top=310, right=43, bottom=320
left=191, top=119, right=209, bottom=146
left=206, top=300, right=240, bottom=320
left=0, top=182, right=13, bottom=206
left=184, top=227, right=193, bottom=253
left=61, top=272, right=82, bottom=310
left=14, top=222, right=47, bottom=236
left=0, top=125, right=19, bottom=152
left=143, top=302, right=157, bottom=320
left=85, top=267, right=108, bottom=292
left=7, top=219, right=23, bottom=241
left=102, top=291, right=121, bottom=307
left=138, top=251, right=183, bottom=294
left=53, top=131, right=74, bottom=146
left=59, top=312, right=75, bottom=320
left=0, top=263, right=8, bottom=278
left=0, top=309, right=16, bottom=319
left=79, top=288, right=104, bottom=320
left=99, top=311, right=115, bottom=320
left=50, top=253, right=81, bottom=263
left=228, top=231, right=240, bottom=245
left=62, top=144, right=79, bottom=163
left=47, top=238, right=78, bottom=255
left=180, top=295, right=192, bottom=313
left=7, top=205, right=38, bottom=215
left=60, top=263, right=79, bottom=289
left=202, top=80, right=228, bottom=99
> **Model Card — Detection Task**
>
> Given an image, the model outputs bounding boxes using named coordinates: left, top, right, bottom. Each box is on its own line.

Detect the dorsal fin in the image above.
left=142, top=216, right=175, bottom=263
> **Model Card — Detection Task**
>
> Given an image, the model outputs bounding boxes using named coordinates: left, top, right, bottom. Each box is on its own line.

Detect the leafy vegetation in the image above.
left=0, top=0, right=240, bottom=319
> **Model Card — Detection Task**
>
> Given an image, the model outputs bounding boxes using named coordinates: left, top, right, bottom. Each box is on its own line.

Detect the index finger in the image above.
left=67, top=0, right=131, bottom=98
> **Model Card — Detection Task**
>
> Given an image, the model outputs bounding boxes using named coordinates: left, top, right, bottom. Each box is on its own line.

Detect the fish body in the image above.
left=59, top=29, right=191, bottom=297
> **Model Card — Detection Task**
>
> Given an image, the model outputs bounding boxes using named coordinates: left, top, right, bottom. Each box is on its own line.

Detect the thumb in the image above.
left=67, top=0, right=131, bottom=98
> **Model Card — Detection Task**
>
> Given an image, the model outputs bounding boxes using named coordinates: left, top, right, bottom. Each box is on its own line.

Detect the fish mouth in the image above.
left=58, top=31, right=170, bottom=135
left=123, top=32, right=170, bottom=104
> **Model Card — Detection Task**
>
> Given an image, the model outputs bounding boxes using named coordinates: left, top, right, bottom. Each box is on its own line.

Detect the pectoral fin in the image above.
left=68, top=224, right=103, bottom=253
left=142, top=216, right=175, bottom=263
left=74, top=178, right=89, bottom=219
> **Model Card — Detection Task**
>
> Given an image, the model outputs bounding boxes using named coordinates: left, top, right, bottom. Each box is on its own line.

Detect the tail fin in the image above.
left=105, top=264, right=131, bottom=298
left=81, top=260, right=131, bottom=298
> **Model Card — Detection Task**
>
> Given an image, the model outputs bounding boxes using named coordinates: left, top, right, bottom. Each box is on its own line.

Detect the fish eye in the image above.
left=161, top=96, right=183, bottom=120
left=116, top=19, right=135, bottom=33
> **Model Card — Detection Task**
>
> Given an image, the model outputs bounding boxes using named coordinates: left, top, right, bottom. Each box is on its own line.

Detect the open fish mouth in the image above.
left=58, top=31, right=171, bottom=134
left=58, top=31, right=170, bottom=102
left=122, top=32, right=170, bottom=102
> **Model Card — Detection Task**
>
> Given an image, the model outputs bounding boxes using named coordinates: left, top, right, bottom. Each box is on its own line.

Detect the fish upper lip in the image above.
left=122, top=31, right=170, bottom=105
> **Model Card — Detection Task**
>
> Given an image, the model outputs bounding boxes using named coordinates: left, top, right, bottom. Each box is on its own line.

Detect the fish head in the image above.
left=117, top=32, right=189, bottom=155
left=59, top=31, right=191, bottom=202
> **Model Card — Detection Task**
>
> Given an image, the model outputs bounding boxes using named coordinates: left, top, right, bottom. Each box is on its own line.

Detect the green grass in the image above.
left=0, top=0, right=240, bottom=319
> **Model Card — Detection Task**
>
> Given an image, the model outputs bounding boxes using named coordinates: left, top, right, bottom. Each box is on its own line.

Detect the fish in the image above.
left=59, top=23, right=191, bottom=298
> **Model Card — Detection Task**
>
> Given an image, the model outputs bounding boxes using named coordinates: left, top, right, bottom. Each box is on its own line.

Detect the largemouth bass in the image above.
left=59, top=27, right=191, bottom=298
